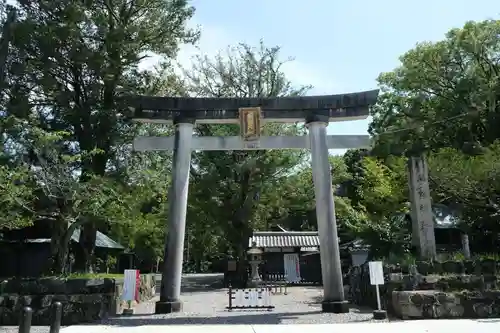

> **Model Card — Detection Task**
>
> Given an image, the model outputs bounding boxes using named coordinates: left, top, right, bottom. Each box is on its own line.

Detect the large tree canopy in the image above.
left=0, top=0, right=197, bottom=273
left=2, top=5, right=500, bottom=276
left=367, top=19, right=500, bottom=255
left=370, top=20, right=500, bottom=156
left=183, top=42, right=311, bottom=272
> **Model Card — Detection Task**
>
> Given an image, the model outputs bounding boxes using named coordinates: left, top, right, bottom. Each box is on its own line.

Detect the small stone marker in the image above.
left=369, top=261, right=387, bottom=320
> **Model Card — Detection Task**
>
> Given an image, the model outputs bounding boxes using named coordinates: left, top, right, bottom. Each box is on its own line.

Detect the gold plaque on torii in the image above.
left=239, top=107, right=262, bottom=141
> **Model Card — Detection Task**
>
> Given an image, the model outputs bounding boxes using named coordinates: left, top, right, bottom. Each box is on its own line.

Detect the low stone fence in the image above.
left=393, top=290, right=500, bottom=319
left=411, top=259, right=499, bottom=276
left=0, top=274, right=156, bottom=325
left=348, top=259, right=500, bottom=319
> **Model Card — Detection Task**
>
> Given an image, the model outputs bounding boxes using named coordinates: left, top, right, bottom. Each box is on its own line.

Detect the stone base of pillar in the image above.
left=122, top=308, right=134, bottom=316
left=373, top=310, right=388, bottom=320
left=247, top=278, right=261, bottom=288
left=155, top=300, right=182, bottom=314
left=321, top=300, right=349, bottom=313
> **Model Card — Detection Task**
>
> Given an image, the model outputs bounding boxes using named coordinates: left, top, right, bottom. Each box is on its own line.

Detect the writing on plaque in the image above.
left=239, top=107, right=261, bottom=141
left=369, top=261, right=384, bottom=285
left=244, top=141, right=260, bottom=149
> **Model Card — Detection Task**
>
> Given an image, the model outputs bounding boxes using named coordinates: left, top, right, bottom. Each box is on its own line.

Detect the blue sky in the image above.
left=172, top=0, right=498, bottom=154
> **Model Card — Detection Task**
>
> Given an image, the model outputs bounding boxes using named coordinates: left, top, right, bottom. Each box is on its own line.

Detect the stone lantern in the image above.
left=247, top=242, right=263, bottom=287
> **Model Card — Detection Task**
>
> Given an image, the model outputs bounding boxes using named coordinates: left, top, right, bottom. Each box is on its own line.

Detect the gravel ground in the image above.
left=100, top=286, right=384, bottom=325
left=1, top=276, right=386, bottom=331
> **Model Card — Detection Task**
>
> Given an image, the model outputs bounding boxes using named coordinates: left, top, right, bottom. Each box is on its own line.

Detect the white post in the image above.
left=236, top=289, right=243, bottom=306
left=375, top=284, right=381, bottom=310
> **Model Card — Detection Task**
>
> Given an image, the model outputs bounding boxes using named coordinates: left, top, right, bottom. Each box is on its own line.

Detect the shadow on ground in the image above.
left=305, top=295, right=373, bottom=314
left=121, top=277, right=378, bottom=325
left=100, top=310, right=374, bottom=325
left=180, top=275, right=224, bottom=293
left=155, top=273, right=225, bottom=293
left=475, top=319, right=500, bottom=323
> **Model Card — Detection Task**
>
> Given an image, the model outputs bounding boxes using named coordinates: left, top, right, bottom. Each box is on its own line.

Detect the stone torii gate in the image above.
left=127, top=90, right=379, bottom=314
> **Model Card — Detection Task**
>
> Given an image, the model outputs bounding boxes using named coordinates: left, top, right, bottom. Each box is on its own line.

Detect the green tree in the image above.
left=428, top=142, right=500, bottom=248
left=357, top=156, right=407, bottom=219
left=343, top=152, right=410, bottom=257
left=107, top=150, right=171, bottom=272
left=3, top=0, right=198, bottom=271
left=342, top=149, right=372, bottom=206
left=370, top=19, right=500, bottom=156
left=271, top=155, right=354, bottom=233
left=23, top=128, right=137, bottom=274
left=367, top=19, right=500, bottom=254
left=0, top=164, right=34, bottom=230
left=183, top=42, right=310, bottom=275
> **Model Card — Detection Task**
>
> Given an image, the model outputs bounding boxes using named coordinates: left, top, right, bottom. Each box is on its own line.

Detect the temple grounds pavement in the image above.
left=2, top=274, right=500, bottom=332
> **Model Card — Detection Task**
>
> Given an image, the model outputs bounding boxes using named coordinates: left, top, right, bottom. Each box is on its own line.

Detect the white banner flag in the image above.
left=122, top=269, right=140, bottom=302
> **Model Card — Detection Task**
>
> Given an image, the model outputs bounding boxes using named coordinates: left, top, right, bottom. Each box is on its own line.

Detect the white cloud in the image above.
left=140, top=20, right=343, bottom=95
left=176, top=23, right=231, bottom=68
left=174, top=21, right=343, bottom=95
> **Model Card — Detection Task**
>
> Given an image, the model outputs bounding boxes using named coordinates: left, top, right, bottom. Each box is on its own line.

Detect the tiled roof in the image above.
left=392, top=204, right=460, bottom=230
left=71, top=229, right=125, bottom=249
left=300, top=246, right=319, bottom=252
left=340, top=239, right=370, bottom=251
left=249, top=231, right=320, bottom=248
left=1, top=230, right=125, bottom=250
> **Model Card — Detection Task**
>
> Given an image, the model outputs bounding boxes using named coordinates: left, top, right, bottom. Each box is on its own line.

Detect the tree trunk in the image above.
left=230, top=221, right=253, bottom=287
left=75, top=147, right=108, bottom=273
left=48, top=215, right=94, bottom=275
left=48, top=218, right=69, bottom=275
left=75, top=221, right=97, bottom=273
left=461, top=233, right=471, bottom=259
left=235, top=242, right=249, bottom=288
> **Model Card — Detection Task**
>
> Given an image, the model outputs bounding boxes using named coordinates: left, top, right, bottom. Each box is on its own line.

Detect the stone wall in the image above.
left=0, top=274, right=156, bottom=325
left=393, top=290, right=500, bottom=319
left=348, top=260, right=500, bottom=319
left=413, top=259, right=499, bottom=275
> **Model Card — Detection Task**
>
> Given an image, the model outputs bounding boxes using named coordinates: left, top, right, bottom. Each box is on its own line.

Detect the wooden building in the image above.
left=249, top=230, right=322, bottom=284
left=249, top=227, right=372, bottom=284
left=0, top=220, right=127, bottom=277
